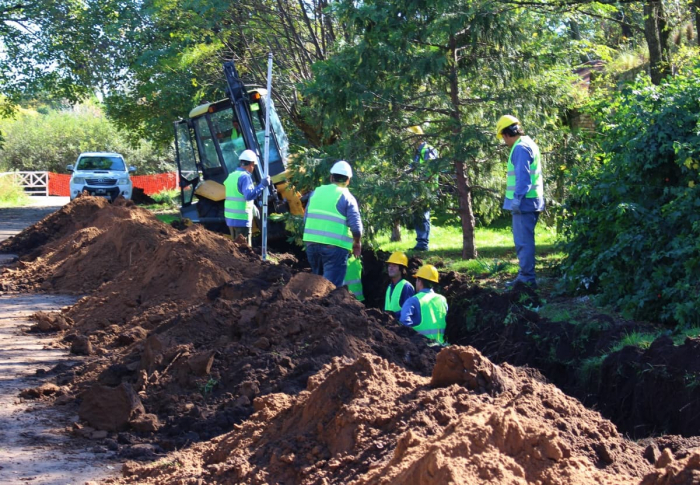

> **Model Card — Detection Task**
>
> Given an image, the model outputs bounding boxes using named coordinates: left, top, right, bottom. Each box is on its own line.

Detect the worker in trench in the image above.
left=496, top=115, right=545, bottom=289
left=399, top=264, right=448, bottom=345
left=223, top=149, right=271, bottom=245
left=302, top=161, right=363, bottom=289
left=384, top=251, right=415, bottom=319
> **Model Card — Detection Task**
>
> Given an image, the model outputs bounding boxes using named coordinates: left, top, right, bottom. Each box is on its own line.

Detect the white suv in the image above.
left=67, top=152, right=135, bottom=201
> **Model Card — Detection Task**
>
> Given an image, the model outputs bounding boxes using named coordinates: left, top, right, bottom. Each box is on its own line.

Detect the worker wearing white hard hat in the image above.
left=303, top=160, right=363, bottom=288
left=223, top=149, right=272, bottom=245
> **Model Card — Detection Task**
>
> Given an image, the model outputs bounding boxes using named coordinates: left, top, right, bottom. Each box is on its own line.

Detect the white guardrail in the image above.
left=0, top=171, right=49, bottom=196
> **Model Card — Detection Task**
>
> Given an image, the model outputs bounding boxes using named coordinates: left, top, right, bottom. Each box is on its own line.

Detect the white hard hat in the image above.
left=239, top=149, right=258, bottom=164
left=330, top=160, right=352, bottom=178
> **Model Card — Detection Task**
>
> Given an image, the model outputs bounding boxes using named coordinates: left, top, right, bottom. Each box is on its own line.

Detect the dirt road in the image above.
left=1, top=196, right=119, bottom=484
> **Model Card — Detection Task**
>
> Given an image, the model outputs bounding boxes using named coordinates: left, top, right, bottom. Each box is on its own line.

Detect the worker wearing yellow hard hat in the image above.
left=399, top=264, right=448, bottom=345
left=496, top=115, right=545, bottom=289
left=384, top=251, right=415, bottom=318
left=406, top=125, right=439, bottom=251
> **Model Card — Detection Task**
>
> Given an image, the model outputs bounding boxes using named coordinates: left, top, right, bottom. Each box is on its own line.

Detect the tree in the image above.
left=101, top=0, right=345, bottom=147
left=0, top=103, right=173, bottom=174
left=300, top=0, right=575, bottom=258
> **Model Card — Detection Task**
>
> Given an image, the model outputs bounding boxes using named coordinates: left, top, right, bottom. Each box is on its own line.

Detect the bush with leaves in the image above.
left=559, top=63, right=700, bottom=326
left=0, top=103, right=174, bottom=174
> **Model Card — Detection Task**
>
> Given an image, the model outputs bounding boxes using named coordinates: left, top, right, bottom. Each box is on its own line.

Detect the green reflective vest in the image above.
left=413, top=291, right=447, bottom=345
left=344, top=256, right=364, bottom=301
left=302, top=184, right=354, bottom=250
left=505, top=136, right=543, bottom=200
left=223, top=171, right=252, bottom=222
left=385, top=279, right=409, bottom=313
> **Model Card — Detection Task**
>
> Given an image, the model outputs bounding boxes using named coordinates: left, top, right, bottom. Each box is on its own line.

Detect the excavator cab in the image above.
left=173, top=61, right=300, bottom=231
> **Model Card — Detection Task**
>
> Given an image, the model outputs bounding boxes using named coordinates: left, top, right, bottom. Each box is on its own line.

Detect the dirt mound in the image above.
left=64, top=272, right=438, bottom=451
left=442, top=280, right=700, bottom=438
left=114, top=347, right=654, bottom=484
left=131, top=187, right=157, bottom=205
left=0, top=196, right=111, bottom=257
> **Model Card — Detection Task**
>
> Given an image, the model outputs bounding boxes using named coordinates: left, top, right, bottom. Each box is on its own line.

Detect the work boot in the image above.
left=505, top=278, right=537, bottom=290
left=410, top=246, right=428, bottom=251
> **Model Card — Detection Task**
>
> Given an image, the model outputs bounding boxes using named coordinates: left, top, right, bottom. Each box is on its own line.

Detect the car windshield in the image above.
left=76, top=156, right=125, bottom=171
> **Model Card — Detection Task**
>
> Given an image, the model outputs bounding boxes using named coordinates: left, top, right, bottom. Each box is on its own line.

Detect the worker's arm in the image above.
left=399, top=282, right=416, bottom=307
left=337, top=192, right=363, bottom=257
left=399, top=297, right=421, bottom=327
left=512, top=144, right=534, bottom=202
left=238, top=172, right=270, bottom=201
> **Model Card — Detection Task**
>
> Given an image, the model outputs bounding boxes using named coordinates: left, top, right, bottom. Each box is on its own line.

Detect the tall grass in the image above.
left=0, top=175, right=30, bottom=207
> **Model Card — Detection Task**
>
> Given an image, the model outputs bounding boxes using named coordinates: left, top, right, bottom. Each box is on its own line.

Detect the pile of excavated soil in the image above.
left=0, top=196, right=113, bottom=258
left=2, top=197, right=438, bottom=453
left=5, top=197, right=700, bottom=484
left=61, top=273, right=439, bottom=452
left=109, top=346, right=661, bottom=484
left=443, top=280, right=700, bottom=438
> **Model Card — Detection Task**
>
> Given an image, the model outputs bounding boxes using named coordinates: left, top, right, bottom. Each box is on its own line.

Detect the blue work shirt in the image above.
left=226, top=167, right=266, bottom=228
left=399, top=288, right=448, bottom=327
left=387, top=279, right=416, bottom=319
left=413, top=142, right=438, bottom=165
left=502, top=136, right=545, bottom=213
left=303, top=185, right=363, bottom=238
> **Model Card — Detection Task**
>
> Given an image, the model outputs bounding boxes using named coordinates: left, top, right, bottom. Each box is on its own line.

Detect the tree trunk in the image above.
left=695, top=0, right=700, bottom=47
left=455, top=160, right=477, bottom=259
left=644, top=0, right=670, bottom=85
left=448, top=35, right=477, bottom=259
left=390, top=220, right=402, bottom=242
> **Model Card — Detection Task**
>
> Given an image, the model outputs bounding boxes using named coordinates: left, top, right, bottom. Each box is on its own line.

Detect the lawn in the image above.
left=373, top=217, right=562, bottom=284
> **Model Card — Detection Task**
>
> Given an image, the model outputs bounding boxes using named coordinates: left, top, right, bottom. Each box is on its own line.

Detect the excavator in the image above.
left=172, top=61, right=304, bottom=236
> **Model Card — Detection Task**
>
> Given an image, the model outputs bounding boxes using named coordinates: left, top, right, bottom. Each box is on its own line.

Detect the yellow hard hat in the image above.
left=407, top=125, right=424, bottom=135
left=416, top=264, right=439, bottom=283
left=386, top=251, right=408, bottom=267
left=495, top=115, right=520, bottom=141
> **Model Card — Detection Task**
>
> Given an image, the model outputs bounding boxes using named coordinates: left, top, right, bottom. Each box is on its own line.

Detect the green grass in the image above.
left=0, top=175, right=31, bottom=208
left=608, top=331, right=658, bottom=353
left=155, top=213, right=180, bottom=225
left=373, top=218, right=560, bottom=279
left=138, top=189, right=181, bottom=211
left=672, top=327, right=700, bottom=345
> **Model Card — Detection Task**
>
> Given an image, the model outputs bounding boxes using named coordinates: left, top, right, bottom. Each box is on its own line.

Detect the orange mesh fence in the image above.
left=131, top=173, right=178, bottom=195
left=49, top=173, right=71, bottom=196
left=48, top=172, right=178, bottom=196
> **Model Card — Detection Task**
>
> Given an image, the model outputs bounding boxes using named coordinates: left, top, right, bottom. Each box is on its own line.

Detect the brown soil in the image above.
left=2, top=196, right=700, bottom=484
left=112, top=347, right=655, bottom=484
left=442, top=281, right=700, bottom=438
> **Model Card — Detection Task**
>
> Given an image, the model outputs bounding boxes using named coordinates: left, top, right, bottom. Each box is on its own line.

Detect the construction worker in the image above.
left=496, top=115, right=545, bottom=289
left=303, top=160, right=363, bottom=288
left=223, top=149, right=271, bottom=245
left=407, top=125, right=438, bottom=251
left=344, top=255, right=364, bottom=301
left=384, top=251, right=415, bottom=319
left=399, top=264, right=447, bottom=345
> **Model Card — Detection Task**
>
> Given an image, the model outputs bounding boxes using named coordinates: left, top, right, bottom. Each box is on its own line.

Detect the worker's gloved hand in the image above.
left=511, top=199, right=521, bottom=215
left=261, top=176, right=271, bottom=188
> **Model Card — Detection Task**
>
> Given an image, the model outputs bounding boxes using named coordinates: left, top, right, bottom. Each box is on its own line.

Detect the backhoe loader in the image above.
left=173, top=61, right=303, bottom=236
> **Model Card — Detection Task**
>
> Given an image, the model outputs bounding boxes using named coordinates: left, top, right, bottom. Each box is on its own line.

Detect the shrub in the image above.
left=559, top=63, right=700, bottom=327
left=0, top=174, right=30, bottom=207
